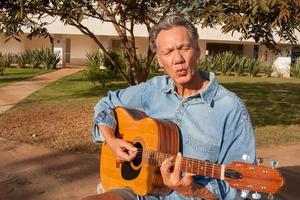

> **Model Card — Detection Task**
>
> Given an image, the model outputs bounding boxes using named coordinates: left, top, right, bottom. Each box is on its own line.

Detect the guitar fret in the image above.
left=143, top=150, right=221, bottom=180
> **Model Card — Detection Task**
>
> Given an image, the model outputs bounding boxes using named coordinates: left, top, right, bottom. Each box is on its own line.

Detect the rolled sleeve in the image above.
left=92, top=109, right=117, bottom=143
left=91, top=82, right=147, bottom=143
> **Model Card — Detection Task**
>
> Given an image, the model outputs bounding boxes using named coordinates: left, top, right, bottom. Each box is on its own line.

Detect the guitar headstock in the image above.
left=225, top=161, right=284, bottom=195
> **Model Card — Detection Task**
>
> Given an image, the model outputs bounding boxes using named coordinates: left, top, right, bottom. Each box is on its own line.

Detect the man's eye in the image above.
left=162, top=51, right=171, bottom=55
left=181, top=46, right=191, bottom=50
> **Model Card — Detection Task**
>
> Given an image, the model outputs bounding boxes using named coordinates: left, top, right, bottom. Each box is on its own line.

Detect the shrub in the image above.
left=84, top=50, right=114, bottom=88
left=0, top=53, right=4, bottom=76
left=291, top=58, right=300, bottom=78
left=15, top=52, right=28, bottom=68
left=40, top=48, right=60, bottom=69
left=233, top=56, right=247, bottom=76
left=260, top=62, right=273, bottom=77
left=246, top=58, right=261, bottom=77
left=0, top=53, right=17, bottom=75
left=217, top=52, right=237, bottom=75
left=27, top=49, right=43, bottom=68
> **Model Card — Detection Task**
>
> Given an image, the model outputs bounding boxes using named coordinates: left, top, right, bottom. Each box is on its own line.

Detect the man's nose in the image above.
left=173, top=49, right=185, bottom=64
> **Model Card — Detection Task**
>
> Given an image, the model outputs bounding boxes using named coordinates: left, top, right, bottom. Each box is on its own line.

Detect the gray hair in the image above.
left=149, top=15, right=199, bottom=53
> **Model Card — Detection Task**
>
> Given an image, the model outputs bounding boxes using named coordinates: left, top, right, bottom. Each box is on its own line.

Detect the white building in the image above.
left=1, top=17, right=300, bottom=77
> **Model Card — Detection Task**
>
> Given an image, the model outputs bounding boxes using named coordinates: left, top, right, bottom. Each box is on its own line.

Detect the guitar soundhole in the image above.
left=132, top=142, right=143, bottom=167
left=121, top=141, right=143, bottom=180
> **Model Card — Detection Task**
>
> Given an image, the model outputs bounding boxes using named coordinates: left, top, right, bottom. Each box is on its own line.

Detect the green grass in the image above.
left=2, top=71, right=300, bottom=151
left=21, top=71, right=127, bottom=108
left=0, top=67, right=54, bottom=86
left=217, top=75, right=300, bottom=147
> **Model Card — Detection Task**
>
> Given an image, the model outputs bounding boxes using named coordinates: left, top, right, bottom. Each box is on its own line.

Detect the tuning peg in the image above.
left=97, top=182, right=105, bottom=194
left=252, top=192, right=262, bottom=199
left=268, top=194, right=274, bottom=200
left=270, top=160, right=279, bottom=168
left=242, top=154, right=250, bottom=162
left=240, top=190, right=249, bottom=198
left=256, top=157, right=263, bottom=165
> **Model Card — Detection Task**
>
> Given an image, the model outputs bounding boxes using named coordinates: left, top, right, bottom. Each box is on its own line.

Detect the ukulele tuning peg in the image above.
left=252, top=192, right=262, bottom=199
left=270, top=160, right=279, bottom=168
left=268, top=194, right=274, bottom=200
left=242, top=154, right=250, bottom=162
left=256, top=157, right=263, bottom=165
left=240, top=190, right=249, bottom=198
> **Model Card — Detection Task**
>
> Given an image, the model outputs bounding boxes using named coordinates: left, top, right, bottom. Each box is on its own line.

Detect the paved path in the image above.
left=0, top=67, right=83, bottom=114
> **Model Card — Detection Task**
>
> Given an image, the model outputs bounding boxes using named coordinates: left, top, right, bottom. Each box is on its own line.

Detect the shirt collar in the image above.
left=160, top=71, right=219, bottom=107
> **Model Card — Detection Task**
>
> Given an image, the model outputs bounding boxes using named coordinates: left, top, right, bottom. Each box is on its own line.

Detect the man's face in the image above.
left=156, top=26, right=200, bottom=86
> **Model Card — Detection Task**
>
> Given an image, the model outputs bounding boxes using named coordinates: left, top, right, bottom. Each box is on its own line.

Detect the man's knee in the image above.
left=80, top=191, right=125, bottom=200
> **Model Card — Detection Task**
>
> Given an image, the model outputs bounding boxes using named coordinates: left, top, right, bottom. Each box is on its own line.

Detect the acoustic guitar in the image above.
left=100, top=107, right=284, bottom=197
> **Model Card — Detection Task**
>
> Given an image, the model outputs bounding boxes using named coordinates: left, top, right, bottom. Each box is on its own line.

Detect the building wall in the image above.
left=24, top=36, right=51, bottom=50
left=0, top=35, right=25, bottom=54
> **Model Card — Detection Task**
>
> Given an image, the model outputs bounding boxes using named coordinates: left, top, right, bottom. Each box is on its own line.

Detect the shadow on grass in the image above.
left=0, top=142, right=101, bottom=200
left=0, top=77, right=27, bottom=83
left=223, top=82, right=300, bottom=127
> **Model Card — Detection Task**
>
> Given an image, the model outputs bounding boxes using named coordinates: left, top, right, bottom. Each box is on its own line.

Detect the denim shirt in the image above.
left=92, top=71, right=256, bottom=200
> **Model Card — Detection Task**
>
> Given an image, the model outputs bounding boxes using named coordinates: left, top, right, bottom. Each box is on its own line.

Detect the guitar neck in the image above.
left=143, top=149, right=224, bottom=180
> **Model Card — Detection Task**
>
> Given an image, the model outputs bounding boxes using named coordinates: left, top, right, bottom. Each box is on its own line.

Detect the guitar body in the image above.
left=100, top=107, right=180, bottom=196
left=100, top=107, right=284, bottom=197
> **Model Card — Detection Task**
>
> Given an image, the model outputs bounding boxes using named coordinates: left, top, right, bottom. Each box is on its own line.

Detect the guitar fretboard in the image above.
left=142, top=149, right=223, bottom=180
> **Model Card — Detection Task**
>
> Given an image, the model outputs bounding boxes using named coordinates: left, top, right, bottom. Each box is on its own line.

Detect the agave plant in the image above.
left=15, top=52, right=28, bottom=68
left=27, top=49, right=43, bottom=68
left=0, top=53, right=4, bottom=76
left=260, top=62, right=273, bottom=77
left=233, top=56, right=247, bottom=76
left=291, top=58, right=300, bottom=78
left=197, top=58, right=208, bottom=71
left=246, top=58, right=261, bottom=77
left=84, top=50, right=113, bottom=88
left=40, top=48, right=61, bottom=69
left=216, top=52, right=237, bottom=75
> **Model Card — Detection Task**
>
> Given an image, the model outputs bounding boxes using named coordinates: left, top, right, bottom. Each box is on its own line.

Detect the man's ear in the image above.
left=156, top=54, right=164, bottom=68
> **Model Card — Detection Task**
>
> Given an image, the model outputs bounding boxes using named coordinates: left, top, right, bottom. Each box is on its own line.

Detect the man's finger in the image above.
left=173, top=152, right=182, bottom=178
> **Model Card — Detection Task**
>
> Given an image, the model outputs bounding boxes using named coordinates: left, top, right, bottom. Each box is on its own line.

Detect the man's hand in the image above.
left=160, top=152, right=198, bottom=196
left=99, top=125, right=137, bottom=163
left=106, top=137, right=138, bottom=163
left=160, top=152, right=218, bottom=200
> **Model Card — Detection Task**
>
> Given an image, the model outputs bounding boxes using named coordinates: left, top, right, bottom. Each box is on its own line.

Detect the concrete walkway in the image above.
left=0, top=67, right=83, bottom=114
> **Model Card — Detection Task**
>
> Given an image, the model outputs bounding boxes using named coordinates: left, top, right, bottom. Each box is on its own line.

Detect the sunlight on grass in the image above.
left=0, top=67, right=54, bottom=86
left=1, top=71, right=300, bottom=151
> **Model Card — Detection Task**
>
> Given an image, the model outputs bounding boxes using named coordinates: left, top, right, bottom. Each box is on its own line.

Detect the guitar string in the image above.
left=132, top=148, right=223, bottom=174
left=133, top=148, right=273, bottom=176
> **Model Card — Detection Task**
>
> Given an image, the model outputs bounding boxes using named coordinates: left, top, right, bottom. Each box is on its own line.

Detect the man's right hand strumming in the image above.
left=99, top=125, right=137, bottom=163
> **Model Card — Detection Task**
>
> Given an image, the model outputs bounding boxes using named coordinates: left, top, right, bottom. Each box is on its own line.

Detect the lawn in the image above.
left=0, top=71, right=299, bottom=152
left=0, top=67, right=54, bottom=86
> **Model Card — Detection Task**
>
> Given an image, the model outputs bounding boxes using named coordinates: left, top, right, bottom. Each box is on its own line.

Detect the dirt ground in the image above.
left=0, top=136, right=299, bottom=200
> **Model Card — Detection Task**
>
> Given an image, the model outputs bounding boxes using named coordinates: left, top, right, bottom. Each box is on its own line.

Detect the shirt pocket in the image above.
left=183, top=133, right=220, bottom=163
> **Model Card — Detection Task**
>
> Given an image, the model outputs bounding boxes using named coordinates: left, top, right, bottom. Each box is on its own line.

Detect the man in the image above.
left=84, top=15, right=255, bottom=200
